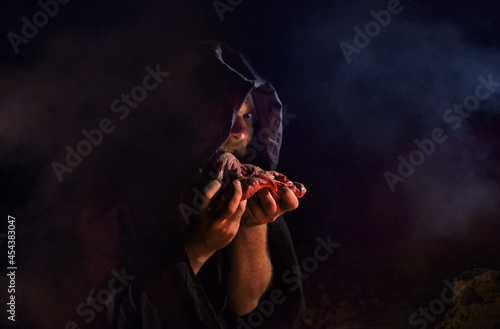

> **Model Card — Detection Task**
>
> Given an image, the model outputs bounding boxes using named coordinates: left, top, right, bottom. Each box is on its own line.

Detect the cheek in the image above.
left=247, top=125, right=254, bottom=143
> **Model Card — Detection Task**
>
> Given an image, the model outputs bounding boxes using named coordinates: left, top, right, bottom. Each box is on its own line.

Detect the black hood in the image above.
left=10, top=41, right=289, bottom=328
left=167, top=42, right=285, bottom=232
left=19, top=42, right=287, bottom=271
left=64, top=42, right=289, bottom=242
left=186, top=42, right=284, bottom=172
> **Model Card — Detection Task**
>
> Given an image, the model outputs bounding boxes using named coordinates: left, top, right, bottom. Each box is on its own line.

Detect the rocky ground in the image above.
left=293, top=242, right=500, bottom=329
left=436, top=268, right=500, bottom=329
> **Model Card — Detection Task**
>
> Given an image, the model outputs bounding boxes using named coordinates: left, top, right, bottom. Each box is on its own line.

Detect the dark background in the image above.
left=1, top=0, right=499, bottom=328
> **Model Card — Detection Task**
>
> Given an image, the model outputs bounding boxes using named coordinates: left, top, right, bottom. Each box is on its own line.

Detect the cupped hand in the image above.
left=185, top=179, right=247, bottom=256
left=240, top=186, right=299, bottom=226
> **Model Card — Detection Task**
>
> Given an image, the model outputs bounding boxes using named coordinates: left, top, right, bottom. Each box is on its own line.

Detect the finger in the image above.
left=257, top=189, right=277, bottom=216
left=218, top=180, right=243, bottom=220
left=229, top=199, right=247, bottom=224
left=243, top=199, right=276, bottom=225
left=277, top=187, right=299, bottom=212
left=244, top=197, right=264, bottom=222
left=204, top=180, right=222, bottom=198
left=243, top=192, right=281, bottom=225
left=201, top=180, right=222, bottom=209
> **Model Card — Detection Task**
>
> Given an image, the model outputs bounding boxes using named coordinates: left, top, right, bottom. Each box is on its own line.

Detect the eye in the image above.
left=243, top=112, right=258, bottom=124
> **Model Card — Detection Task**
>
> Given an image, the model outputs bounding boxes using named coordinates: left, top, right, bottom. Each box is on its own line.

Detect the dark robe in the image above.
left=79, top=43, right=304, bottom=329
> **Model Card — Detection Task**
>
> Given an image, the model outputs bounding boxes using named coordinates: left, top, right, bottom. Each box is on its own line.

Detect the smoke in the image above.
left=340, top=20, right=500, bottom=237
left=279, top=1, right=500, bottom=239
left=2, top=1, right=500, bottom=326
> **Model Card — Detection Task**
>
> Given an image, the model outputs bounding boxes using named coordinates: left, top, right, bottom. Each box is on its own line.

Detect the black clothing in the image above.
left=88, top=43, right=304, bottom=329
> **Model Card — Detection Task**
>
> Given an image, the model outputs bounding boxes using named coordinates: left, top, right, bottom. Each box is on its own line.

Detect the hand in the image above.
left=183, top=180, right=247, bottom=271
left=241, top=187, right=299, bottom=226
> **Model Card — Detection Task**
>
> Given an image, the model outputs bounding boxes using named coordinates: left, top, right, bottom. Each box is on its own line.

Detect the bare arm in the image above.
left=227, top=224, right=272, bottom=315
left=227, top=187, right=299, bottom=315
left=181, top=180, right=299, bottom=316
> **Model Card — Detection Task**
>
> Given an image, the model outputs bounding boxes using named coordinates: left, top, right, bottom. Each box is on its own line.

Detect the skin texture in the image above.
left=220, top=98, right=255, bottom=159
left=183, top=95, right=300, bottom=316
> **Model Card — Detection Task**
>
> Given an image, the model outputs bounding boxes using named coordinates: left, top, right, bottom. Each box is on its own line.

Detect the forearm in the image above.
left=228, top=224, right=272, bottom=315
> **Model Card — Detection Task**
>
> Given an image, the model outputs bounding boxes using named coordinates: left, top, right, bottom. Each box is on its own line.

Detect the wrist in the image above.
left=235, top=223, right=267, bottom=238
left=232, top=224, right=268, bottom=250
left=183, top=236, right=215, bottom=274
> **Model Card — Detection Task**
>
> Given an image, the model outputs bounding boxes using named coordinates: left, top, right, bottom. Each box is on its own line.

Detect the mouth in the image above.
left=224, top=147, right=236, bottom=152
left=221, top=143, right=241, bottom=153
left=220, top=141, right=246, bottom=159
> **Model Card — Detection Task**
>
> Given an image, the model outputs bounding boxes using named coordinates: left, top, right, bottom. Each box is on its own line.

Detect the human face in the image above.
left=220, top=99, right=256, bottom=160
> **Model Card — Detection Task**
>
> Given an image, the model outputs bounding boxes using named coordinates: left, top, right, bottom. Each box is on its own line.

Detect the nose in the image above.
left=229, top=116, right=249, bottom=141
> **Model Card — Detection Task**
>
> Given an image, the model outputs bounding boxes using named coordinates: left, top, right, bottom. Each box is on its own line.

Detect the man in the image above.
left=88, top=43, right=304, bottom=329
left=183, top=92, right=300, bottom=317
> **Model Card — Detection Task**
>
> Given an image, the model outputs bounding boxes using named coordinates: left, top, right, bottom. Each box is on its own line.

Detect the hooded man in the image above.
left=83, top=42, right=305, bottom=329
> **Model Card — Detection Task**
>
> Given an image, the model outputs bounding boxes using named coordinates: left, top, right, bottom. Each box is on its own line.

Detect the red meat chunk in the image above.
left=208, top=152, right=306, bottom=200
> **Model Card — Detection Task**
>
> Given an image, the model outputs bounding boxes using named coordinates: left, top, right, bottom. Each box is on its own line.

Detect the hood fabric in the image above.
left=189, top=42, right=284, bottom=171
left=15, top=42, right=289, bottom=329
left=169, top=42, right=285, bottom=233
